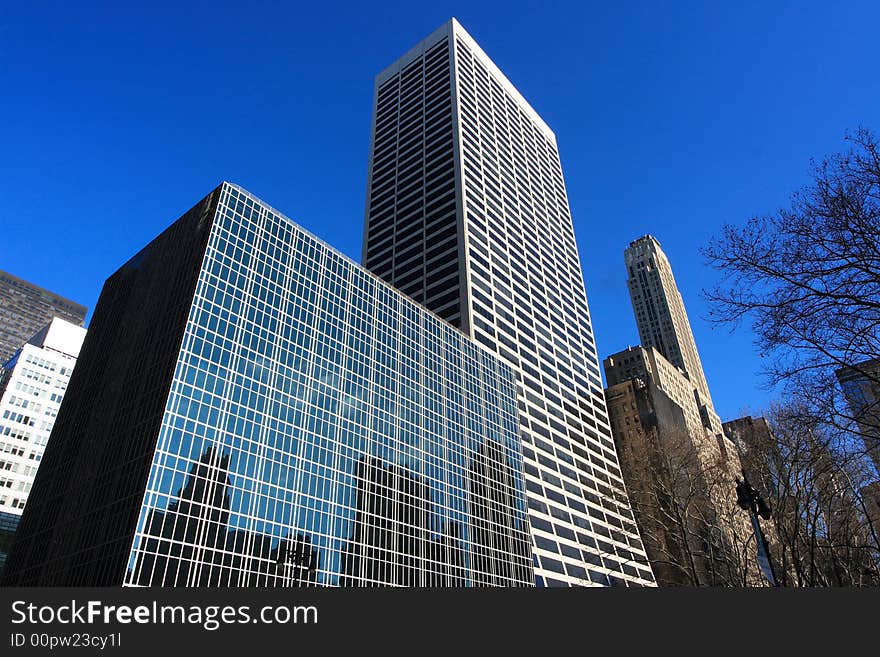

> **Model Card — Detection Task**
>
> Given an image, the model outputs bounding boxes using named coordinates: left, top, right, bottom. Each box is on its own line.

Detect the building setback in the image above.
left=605, top=235, right=766, bottom=585
left=0, top=317, right=86, bottom=571
left=624, top=235, right=722, bottom=437
left=362, top=18, right=654, bottom=586
left=0, top=270, right=87, bottom=366
left=3, top=183, right=533, bottom=587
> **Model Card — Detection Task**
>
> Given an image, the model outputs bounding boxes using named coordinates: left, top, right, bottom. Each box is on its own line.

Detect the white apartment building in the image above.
left=0, top=317, right=86, bottom=516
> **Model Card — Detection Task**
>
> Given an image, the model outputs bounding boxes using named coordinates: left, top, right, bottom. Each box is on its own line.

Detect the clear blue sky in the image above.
left=2, top=1, right=878, bottom=421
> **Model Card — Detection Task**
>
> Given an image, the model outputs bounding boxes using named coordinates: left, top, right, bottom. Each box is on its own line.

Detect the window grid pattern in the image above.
left=126, top=184, right=533, bottom=587
left=0, top=270, right=86, bottom=365
left=364, top=21, right=655, bottom=587
left=453, top=36, right=653, bottom=587
left=363, top=39, right=464, bottom=328
left=0, top=343, right=78, bottom=516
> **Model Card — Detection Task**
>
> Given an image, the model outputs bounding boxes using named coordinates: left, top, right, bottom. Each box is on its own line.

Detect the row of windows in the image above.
left=368, top=35, right=651, bottom=584
left=0, top=459, right=38, bottom=476
left=0, top=425, right=32, bottom=443
left=0, top=475, right=30, bottom=492
left=0, top=496, right=26, bottom=510
left=16, top=367, right=58, bottom=386
left=451, top=39, right=650, bottom=584
left=23, top=353, right=65, bottom=374
left=1, top=410, right=53, bottom=433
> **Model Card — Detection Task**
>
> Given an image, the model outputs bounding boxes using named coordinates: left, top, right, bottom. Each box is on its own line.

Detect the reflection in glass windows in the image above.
left=134, top=446, right=319, bottom=587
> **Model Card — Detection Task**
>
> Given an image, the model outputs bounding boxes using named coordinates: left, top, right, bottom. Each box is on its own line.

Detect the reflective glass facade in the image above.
left=122, top=184, right=532, bottom=586
left=363, top=19, right=655, bottom=586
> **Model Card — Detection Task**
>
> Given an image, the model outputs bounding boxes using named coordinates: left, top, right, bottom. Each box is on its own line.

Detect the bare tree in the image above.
left=703, top=127, right=880, bottom=463
left=618, top=427, right=759, bottom=587
left=702, top=126, right=880, bottom=584
left=736, top=403, right=880, bottom=586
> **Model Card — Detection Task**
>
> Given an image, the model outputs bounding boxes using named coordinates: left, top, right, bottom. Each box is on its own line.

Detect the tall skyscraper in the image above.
left=625, top=235, right=721, bottom=435
left=3, top=183, right=533, bottom=587
left=0, top=270, right=87, bottom=365
left=362, top=18, right=655, bottom=586
left=0, top=317, right=86, bottom=571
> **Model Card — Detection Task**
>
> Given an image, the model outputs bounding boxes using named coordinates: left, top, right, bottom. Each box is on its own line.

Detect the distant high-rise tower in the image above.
left=362, top=18, right=655, bottom=587
left=603, top=347, right=759, bottom=586
left=0, top=271, right=87, bottom=365
left=625, top=235, right=721, bottom=434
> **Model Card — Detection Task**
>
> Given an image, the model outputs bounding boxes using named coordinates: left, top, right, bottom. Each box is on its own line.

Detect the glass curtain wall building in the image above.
left=362, top=19, right=654, bottom=586
left=3, top=182, right=533, bottom=587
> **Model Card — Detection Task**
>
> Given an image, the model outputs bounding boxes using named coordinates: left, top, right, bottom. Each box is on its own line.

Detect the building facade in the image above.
left=0, top=317, right=86, bottom=572
left=606, top=234, right=766, bottom=585
left=362, top=18, right=654, bottom=586
left=603, top=346, right=755, bottom=585
left=605, top=345, right=707, bottom=445
left=624, top=235, right=721, bottom=436
left=723, top=416, right=777, bottom=494
left=0, top=270, right=86, bottom=365
left=836, top=359, right=880, bottom=475
left=602, top=373, right=698, bottom=586
left=3, top=183, right=533, bottom=587
left=862, top=480, right=880, bottom=541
